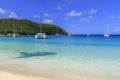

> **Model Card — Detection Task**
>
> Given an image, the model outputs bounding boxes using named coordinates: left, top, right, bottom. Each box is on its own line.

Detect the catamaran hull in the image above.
left=35, top=33, right=46, bottom=39
left=104, top=34, right=110, bottom=37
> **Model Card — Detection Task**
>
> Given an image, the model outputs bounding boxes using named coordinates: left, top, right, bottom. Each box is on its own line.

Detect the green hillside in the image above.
left=0, top=19, right=68, bottom=35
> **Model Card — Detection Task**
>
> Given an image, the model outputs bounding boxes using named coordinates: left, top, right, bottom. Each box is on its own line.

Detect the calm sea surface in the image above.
left=0, top=35, right=120, bottom=79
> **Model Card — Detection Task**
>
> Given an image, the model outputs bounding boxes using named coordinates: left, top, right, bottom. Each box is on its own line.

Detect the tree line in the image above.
left=0, top=19, right=68, bottom=35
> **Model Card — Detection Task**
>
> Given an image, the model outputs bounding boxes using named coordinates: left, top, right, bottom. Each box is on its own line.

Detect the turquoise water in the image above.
left=0, top=35, right=120, bottom=65
left=0, top=35, right=120, bottom=79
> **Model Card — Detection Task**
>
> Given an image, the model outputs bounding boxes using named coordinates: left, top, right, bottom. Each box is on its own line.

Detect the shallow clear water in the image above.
left=0, top=35, right=120, bottom=79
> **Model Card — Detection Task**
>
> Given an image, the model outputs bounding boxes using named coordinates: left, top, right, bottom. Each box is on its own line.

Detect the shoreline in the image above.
left=0, top=60, right=120, bottom=80
left=0, top=68, right=119, bottom=80
left=0, top=54, right=120, bottom=80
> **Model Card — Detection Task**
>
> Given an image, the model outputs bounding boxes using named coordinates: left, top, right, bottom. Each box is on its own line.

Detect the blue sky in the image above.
left=0, top=0, right=120, bottom=34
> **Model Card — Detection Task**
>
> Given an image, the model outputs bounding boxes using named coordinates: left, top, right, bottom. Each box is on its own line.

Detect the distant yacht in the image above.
left=68, top=33, right=71, bottom=36
left=35, top=13, right=46, bottom=39
left=55, top=27, right=60, bottom=36
left=104, top=24, right=110, bottom=37
left=86, top=34, right=90, bottom=36
left=35, top=33, right=46, bottom=39
left=55, top=34, right=60, bottom=36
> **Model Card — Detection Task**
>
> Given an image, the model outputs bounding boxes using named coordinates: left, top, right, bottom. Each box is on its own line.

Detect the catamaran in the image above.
left=35, top=13, right=46, bottom=39
left=35, top=27, right=46, bottom=39
left=104, top=24, right=110, bottom=37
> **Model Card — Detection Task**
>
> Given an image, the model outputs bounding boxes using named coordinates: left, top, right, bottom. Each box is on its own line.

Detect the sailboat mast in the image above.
left=40, top=13, right=43, bottom=33
left=107, top=24, right=109, bottom=34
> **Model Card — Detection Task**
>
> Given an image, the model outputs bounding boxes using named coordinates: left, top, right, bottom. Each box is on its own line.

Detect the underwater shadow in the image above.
left=16, top=52, right=57, bottom=58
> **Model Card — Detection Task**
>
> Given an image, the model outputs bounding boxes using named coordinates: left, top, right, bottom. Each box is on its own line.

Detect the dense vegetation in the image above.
left=0, top=19, right=68, bottom=35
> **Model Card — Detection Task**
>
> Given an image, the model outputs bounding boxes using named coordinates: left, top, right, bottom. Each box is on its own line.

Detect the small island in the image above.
left=0, top=19, right=68, bottom=36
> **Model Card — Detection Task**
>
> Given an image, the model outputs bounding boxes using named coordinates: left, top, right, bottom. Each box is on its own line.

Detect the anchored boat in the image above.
left=35, top=13, right=46, bottom=39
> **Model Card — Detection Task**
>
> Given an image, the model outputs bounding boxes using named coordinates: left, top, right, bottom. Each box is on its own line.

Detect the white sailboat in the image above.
left=104, top=24, right=110, bottom=37
left=55, top=27, right=60, bottom=36
left=86, top=34, right=90, bottom=36
left=68, top=33, right=71, bottom=36
left=35, top=27, right=46, bottom=39
left=35, top=13, right=46, bottom=39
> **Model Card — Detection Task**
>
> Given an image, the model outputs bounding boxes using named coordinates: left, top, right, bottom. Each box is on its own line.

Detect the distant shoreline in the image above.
left=1, top=34, right=120, bottom=37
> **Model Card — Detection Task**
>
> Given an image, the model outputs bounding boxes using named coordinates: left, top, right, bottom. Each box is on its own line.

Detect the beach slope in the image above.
left=0, top=70, right=50, bottom=80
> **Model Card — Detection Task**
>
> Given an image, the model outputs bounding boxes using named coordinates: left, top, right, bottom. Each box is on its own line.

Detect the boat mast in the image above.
left=107, top=24, right=109, bottom=34
left=40, top=13, right=43, bottom=33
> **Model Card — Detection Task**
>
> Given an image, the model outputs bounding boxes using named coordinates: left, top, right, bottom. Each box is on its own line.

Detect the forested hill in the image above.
left=0, top=19, right=68, bottom=35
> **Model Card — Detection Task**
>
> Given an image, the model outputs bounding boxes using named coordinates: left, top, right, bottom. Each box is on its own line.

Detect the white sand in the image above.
left=0, top=58, right=119, bottom=80
left=0, top=70, right=50, bottom=80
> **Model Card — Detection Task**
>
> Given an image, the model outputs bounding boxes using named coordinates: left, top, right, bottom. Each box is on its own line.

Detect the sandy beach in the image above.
left=0, top=56, right=119, bottom=80
left=0, top=61, right=119, bottom=80
left=0, top=68, right=119, bottom=80
left=0, top=70, right=51, bottom=80
left=0, top=70, right=93, bottom=80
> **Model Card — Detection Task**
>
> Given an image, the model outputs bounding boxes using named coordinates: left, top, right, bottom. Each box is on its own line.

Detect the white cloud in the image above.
left=107, top=15, right=120, bottom=19
left=34, top=13, right=52, bottom=18
left=34, top=13, right=54, bottom=23
left=0, top=8, right=7, bottom=14
left=44, top=13, right=53, bottom=17
left=88, top=8, right=97, bottom=14
left=0, top=8, right=18, bottom=18
left=66, top=10, right=82, bottom=17
left=8, top=12, right=18, bottom=18
left=80, top=16, right=93, bottom=22
left=65, top=8, right=97, bottom=21
left=43, top=19, right=53, bottom=24
left=33, top=15, right=40, bottom=18
left=66, top=8, right=97, bottom=17
left=44, top=13, right=49, bottom=17
left=88, top=16, right=93, bottom=19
